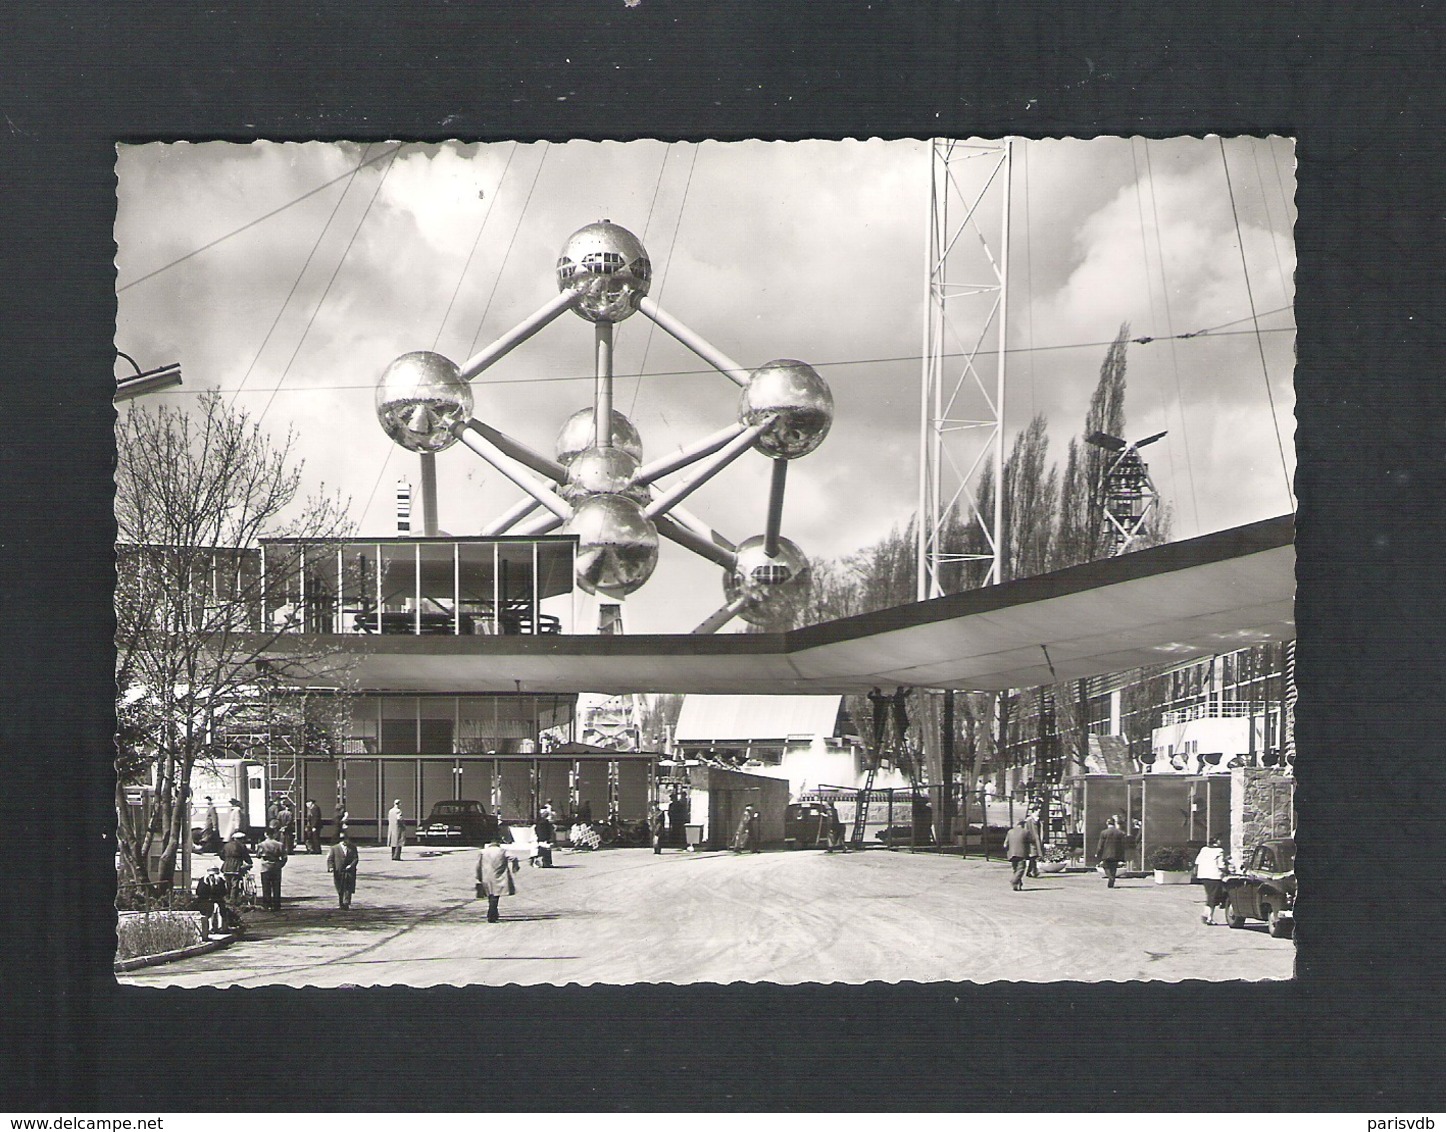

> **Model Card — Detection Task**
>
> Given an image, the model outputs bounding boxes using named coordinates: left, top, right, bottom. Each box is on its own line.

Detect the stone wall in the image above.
left=1230, top=767, right=1295, bottom=864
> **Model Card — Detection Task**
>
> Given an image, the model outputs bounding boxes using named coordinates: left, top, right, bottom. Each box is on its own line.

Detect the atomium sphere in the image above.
left=567, top=494, right=660, bottom=597
left=562, top=445, right=648, bottom=504
left=724, top=534, right=812, bottom=627
left=375, top=351, right=473, bottom=453
left=555, top=220, right=652, bottom=323
left=739, top=359, right=834, bottom=459
left=555, top=407, right=643, bottom=465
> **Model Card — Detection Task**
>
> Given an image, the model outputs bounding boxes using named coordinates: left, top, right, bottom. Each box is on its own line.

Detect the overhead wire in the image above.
left=1130, top=138, right=1184, bottom=535
left=191, top=319, right=1296, bottom=396
left=1142, top=140, right=1203, bottom=534
left=1219, top=137, right=1294, bottom=511
left=231, top=143, right=381, bottom=404
left=465, top=143, right=552, bottom=358
left=1249, top=138, right=1292, bottom=301
left=256, top=144, right=403, bottom=428
left=432, top=142, right=520, bottom=353
left=117, top=144, right=404, bottom=293
left=629, top=143, right=700, bottom=421
left=623, top=143, right=675, bottom=418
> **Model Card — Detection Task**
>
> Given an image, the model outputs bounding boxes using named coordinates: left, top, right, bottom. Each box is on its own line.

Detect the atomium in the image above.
left=563, top=446, right=648, bottom=505
left=375, top=351, right=473, bottom=453
left=555, top=220, right=652, bottom=324
left=556, top=407, right=644, bottom=466
left=374, top=221, right=832, bottom=632
left=724, top=535, right=812, bottom=627
left=740, top=359, right=834, bottom=460
left=568, top=494, right=660, bottom=598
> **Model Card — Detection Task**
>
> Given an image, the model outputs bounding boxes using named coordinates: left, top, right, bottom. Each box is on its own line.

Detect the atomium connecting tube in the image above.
left=636, top=297, right=751, bottom=387
left=457, top=290, right=580, bottom=381
left=449, top=421, right=572, bottom=520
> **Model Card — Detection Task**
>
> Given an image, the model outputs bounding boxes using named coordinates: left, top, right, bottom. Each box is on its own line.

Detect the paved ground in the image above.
left=120, top=844, right=1294, bottom=987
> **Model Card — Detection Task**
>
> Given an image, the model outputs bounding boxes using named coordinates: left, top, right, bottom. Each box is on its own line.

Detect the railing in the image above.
left=1162, top=701, right=1274, bottom=726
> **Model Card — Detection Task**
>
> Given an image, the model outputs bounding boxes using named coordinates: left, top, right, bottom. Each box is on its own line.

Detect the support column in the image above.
left=419, top=452, right=439, bottom=536
left=594, top=322, right=614, bottom=447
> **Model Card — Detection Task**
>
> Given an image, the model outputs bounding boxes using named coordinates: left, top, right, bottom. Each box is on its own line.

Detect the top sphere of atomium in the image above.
left=556, top=407, right=644, bottom=466
left=740, top=359, right=834, bottom=459
left=375, top=351, right=473, bottom=453
left=724, top=534, right=812, bottom=627
left=555, top=220, right=652, bottom=324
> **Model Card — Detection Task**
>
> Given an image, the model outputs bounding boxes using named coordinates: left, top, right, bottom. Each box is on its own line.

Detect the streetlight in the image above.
left=114, top=350, right=182, bottom=402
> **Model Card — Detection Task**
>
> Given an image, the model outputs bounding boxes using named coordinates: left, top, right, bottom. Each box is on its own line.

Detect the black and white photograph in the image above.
left=113, top=136, right=1298, bottom=988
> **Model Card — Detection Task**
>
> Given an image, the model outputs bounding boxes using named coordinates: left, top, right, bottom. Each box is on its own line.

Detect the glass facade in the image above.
left=257, top=535, right=576, bottom=636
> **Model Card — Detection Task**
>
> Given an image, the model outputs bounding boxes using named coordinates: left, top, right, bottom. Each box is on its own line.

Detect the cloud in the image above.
left=116, top=137, right=1295, bottom=628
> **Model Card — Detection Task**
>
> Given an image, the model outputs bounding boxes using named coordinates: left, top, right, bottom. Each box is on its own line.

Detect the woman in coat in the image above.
left=476, top=838, right=518, bottom=923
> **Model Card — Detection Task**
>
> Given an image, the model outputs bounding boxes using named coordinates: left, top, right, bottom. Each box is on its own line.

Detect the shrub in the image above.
left=1148, top=845, right=1195, bottom=872
left=1041, top=843, right=1070, bottom=863
left=116, top=911, right=202, bottom=960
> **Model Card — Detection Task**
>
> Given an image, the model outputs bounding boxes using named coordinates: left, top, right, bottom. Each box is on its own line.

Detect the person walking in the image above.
left=223, top=799, right=245, bottom=841
left=1095, top=817, right=1130, bottom=888
left=387, top=800, right=406, bottom=861
left=303, top=799, right=323, bottom=854
left=1003, top=819, right=1036, bottom=891
left=476, top=836, right=518, bottom=923
left=1025, top=811, right=1042, bottom=878
left=1195, top=836, right=1232, bottom=924
left=327, top=828, right=359, bottom=909
left=254, top=828, right=287, bottom=911
left=648, top=801, right=667, bottom=854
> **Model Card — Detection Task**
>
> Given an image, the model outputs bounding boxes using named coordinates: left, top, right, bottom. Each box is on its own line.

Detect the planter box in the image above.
left=1153, top=868, right=1192, bottom=885
left=1039, top=860, right=1069, bottom=874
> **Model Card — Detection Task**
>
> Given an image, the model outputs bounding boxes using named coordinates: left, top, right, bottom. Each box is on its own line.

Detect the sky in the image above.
left=114, top=137, right=1296, bottom=634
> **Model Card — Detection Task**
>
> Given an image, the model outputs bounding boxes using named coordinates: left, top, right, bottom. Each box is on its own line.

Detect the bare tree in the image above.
left=114, top=391, right=354, bottom=893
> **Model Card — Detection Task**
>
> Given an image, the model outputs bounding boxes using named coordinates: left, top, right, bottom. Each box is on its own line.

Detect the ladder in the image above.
left=850, top=760, right=879, bottom=846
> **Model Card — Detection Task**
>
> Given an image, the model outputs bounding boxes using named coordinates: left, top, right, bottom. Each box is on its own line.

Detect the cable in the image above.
left=117, top=144, right=404, bottom=292
left=465, top=143, right=552, bottom=358
left=1219, top=137, right=1294, bottom=510
left=190, top=324, right=1298, bottom=396
left=1250, top=138, right=1292, bottom=302
left=1143, top=141, right=1203, bottom=535
left=1129, top=139, right=1182, bottom=523
left=231, top=143, right=381, bottom=403
left=630, top=143, right=699, bottom=420
left=621, top=142, right=673, bottom=417
left=432, top=142, right=520, bottom=353
left=258, top=144, right=402, bottom=429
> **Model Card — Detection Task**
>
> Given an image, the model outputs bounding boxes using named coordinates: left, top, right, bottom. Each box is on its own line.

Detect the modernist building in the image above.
left=204, top=533, right=658, bottom=842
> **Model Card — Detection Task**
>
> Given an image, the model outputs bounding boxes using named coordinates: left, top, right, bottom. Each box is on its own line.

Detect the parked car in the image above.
left=1224, top=836, right=1295, bottom=938
left=415, top=800, right=503, bottom=847
left=784, top=802, right=844, bottom=849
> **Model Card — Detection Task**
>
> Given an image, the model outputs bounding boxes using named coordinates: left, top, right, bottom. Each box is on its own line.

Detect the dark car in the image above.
left=784, top=802, right=843, bottom=849
left=415, top=800, right=503, bottom=847
left=1224, top=836, right=1296, bottom=938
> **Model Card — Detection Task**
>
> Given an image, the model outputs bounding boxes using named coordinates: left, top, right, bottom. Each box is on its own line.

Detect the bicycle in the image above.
left=226, top=866, right=258, bottom=913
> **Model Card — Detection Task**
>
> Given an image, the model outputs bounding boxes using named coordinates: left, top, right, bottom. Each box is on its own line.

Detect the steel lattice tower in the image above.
left=918, top=138, right=1013, bottom=600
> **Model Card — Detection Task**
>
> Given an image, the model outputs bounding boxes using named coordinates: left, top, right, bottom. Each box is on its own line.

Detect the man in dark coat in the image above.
left=648, top=801, right=666, bottom=854
left=1095, top=817, right=1130, bottom=888
left=303, top=799, right=323, bottom=854
left=276, top=800, right=295, bottom=854
left=194, top=865, right=229, bottom=937
left=1003, top=819, right=1037, bottom=891
left=254, top=829, right=287, bottom=911
left=326, top=829, right=359, bottom=909
left=220, top=831, right=252, bottom=904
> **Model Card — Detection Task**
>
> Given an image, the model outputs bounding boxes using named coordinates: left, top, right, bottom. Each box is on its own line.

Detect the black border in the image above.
left=3, top=1, right=1443, bottom=1112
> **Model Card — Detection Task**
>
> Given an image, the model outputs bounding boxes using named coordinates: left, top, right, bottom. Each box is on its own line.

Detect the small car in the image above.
left=414, top=800, right=502, bottom=847
left=784, top=802, right=843, bottom=849
left=1224, top=836, right=1296, bottom=938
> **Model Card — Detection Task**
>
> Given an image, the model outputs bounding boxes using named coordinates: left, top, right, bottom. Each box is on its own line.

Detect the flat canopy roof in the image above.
left=262, top=515, right=1294, bottom=695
